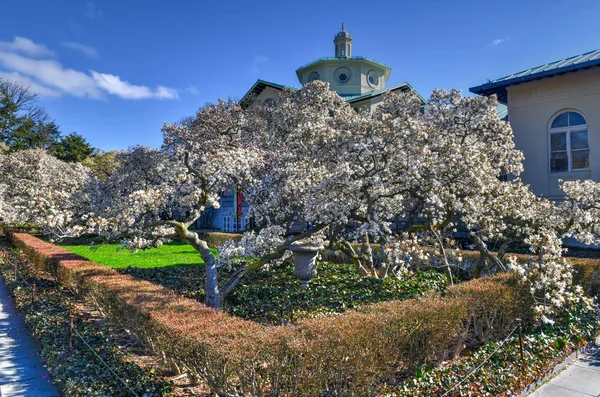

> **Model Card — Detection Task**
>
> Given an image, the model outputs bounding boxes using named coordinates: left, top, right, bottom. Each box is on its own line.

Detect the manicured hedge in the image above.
left=195, top=231, right=243, bottom=248
left=0, top=222, right=39, bottom=235
left=10, top=233, right=535, bottom=396
left=570, top=259, right=600, bottom=301
left=455, top=249, right=600, bottom=300
left=385, top=304, right=600, bottom=396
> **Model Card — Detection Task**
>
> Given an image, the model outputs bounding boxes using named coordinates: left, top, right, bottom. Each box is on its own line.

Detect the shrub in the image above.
left=384, top=304, right=600, bottom=396
left=0, top=221, right=39, bottom=235
left=10, top=233, right=535, bottom=396
left=448, top=249, right=600, bottom=301
left=570, top=258, right=600, bottom=301
left=195, top=231, right=243, bottom=248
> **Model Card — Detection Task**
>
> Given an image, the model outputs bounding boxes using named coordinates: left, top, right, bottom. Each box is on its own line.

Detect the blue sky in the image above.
left=1, top=0, right=599, bottom=151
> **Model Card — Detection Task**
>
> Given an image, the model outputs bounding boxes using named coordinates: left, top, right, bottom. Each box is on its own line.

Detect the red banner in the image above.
left=237, top=187, right=243, bottom=217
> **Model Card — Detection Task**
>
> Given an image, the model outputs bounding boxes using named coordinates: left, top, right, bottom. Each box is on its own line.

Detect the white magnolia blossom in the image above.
left=0, top=149, right=95, bottom=237
left=217, top=225, right=289, bottom=269
left=2, top=83, right=598, bottom=317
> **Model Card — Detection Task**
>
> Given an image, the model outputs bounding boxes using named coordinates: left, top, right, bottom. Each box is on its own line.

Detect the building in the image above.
left=470, top=49, right=600, bottom=200
left=240, top=24, right=424, bottom=113
left=196, top=25, right=425, bottom=232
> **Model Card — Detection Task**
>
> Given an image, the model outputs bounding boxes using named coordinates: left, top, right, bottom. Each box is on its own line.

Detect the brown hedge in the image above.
left=10, top=233, right=533, bottom=397
left=455, top=249, right=600, bottom=301
left=194, top=231, right=243, bottom=248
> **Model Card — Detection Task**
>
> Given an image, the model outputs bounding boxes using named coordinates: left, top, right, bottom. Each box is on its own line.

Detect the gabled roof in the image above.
left=240, top=80, right=425, bottom=108
left=470, top=49, right=600, bottom=103
left=240, top=79, right=288, bottom=107
left=344, top=83, right=426, bottom=104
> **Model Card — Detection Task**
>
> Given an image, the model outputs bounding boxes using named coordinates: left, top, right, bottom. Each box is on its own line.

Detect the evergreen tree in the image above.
left=50, top=132, right=95, bottom=163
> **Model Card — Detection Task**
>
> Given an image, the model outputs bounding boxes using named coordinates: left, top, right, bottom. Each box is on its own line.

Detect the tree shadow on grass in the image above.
left=119, top=264, right=211, bottom=303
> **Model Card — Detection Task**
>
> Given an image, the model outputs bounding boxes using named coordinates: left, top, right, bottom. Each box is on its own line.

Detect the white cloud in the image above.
left=0, top=36, right=55, bottom=58
left=155, top=85, right=180, bottom=100
left=490, top=36, right=509, bottom=46
left=84, top=2, right=104, bottom=19
left=0, top=51, right=103, bottom=99
left=0, top=36, right=178, bottom=101
left=91, top=71, right=179, bottom=100
left=0, top=71, right=60, bottom=97
left=61, top=41, right=99, bottom=58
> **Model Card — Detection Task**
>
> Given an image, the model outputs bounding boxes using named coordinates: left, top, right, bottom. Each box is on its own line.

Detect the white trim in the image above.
left=548, top=110, right=589, bottom=173
left=223, top=215, right=233, bottom=232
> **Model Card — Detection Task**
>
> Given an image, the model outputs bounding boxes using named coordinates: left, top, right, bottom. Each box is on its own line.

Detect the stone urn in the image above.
left=289, top=243, right=323, bottom=288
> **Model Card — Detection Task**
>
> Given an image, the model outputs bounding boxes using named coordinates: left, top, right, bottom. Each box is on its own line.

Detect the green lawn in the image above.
left=61, top=242, right=217, bottom=269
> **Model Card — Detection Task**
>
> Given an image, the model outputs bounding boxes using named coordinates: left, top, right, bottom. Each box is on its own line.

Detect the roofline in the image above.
left=239, top=80, right=425, bottom=109
left=344, top=83, right=426, bottom=104
left=295, top=56, right=391, bottom=82
left=469, top=51, right=600, bottom=103
left=240, top=79, right=288, bottom=107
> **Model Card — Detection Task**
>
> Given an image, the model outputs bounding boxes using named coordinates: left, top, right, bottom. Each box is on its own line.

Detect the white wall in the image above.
left=507, top=68, right=600, bottom=199
left=299, top=60, right=388, bottom=95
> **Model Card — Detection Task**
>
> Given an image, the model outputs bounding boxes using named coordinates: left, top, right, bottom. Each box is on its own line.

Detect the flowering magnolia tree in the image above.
left=224, top=85, right=524, bottom=281
left=0, top=149, right=94, bottom=235
left=220, top=82, right=594, bottom=318
left=3, top=82, right=598, bottom=317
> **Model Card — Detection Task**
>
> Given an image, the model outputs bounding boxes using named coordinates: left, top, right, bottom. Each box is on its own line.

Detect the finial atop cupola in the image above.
left=334, top=23, right=352, bottom=58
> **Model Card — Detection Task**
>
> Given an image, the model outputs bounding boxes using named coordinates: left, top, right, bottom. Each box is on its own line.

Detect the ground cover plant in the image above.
left=62, top=241, right=217, bottom=269
left=382, top=304, right=600, bottom=397
left=122, top=260, right=446, bottom=324
left=62, top=238, right=446, bottom=324
left=0, top=241, right=173, bottom=396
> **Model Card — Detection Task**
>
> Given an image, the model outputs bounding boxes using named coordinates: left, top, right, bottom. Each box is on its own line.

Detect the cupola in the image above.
left=334, top=22, right=352, bottom=58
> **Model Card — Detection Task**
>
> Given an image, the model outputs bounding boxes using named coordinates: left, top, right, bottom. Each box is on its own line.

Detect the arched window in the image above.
left=549, top=110, right=589, bottom=172
left=263, top=98, right=276, bottom=108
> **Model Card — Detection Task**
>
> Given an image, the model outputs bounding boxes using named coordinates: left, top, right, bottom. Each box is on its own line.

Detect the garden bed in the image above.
left=12, top=232, right=537, bottom=396
left=0, top=238, right=174, bottom=396
left=123, top=262, right=446, bottom=325
left=62, top=241, right=447, bottom=325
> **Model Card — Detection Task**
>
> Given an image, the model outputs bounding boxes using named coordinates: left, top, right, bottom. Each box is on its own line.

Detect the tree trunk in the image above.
left=204, top=259, right=222, bottom=309
left=472, top=235, right=508, bottom=274
left=430, top=227, right=453, bottom=286
left=181, top=228, right=224, bottom=309
left=337, top=239, right=371, bottom=277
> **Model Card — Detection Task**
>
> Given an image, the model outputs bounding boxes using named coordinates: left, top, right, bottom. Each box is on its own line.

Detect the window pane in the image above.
left=571, top=130, right=588, bottom=149
left=551, top=112, right=569, bottom=128
left=569, top=112, right=587, bottom=126
left=572, top=149, right=590, bottom=169
left=551, top=133, right=567, bottom=151
left=551, top=151, right=568, bottom=172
